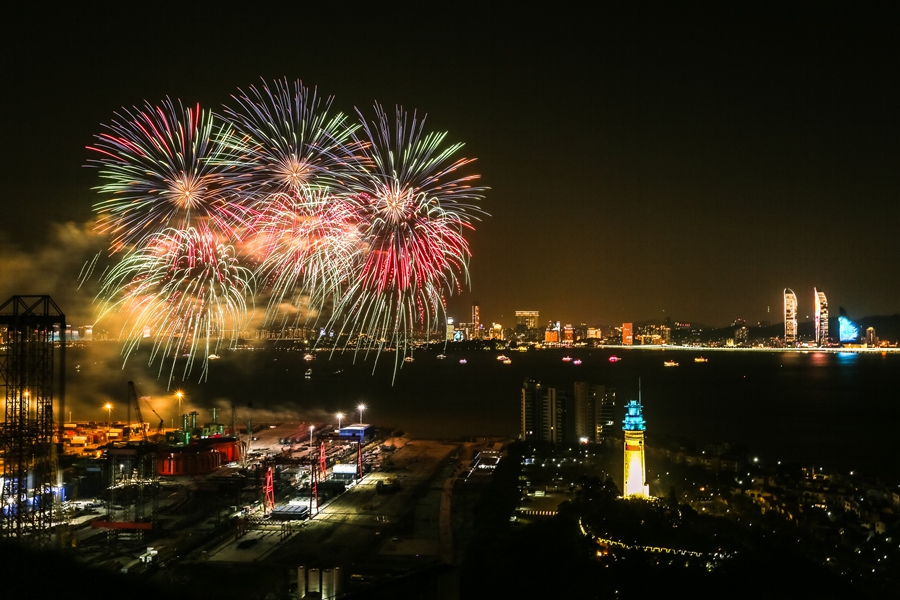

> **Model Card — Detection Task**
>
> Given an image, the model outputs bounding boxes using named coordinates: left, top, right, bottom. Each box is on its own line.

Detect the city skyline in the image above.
left=2, top=5, right=898, bottom=332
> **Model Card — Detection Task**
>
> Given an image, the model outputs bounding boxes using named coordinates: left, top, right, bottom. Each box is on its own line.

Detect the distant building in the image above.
left=814, top=288, right=829, bottom=346
left=784, top=289, right=798, bottom=344
left=544, top=321, right=560, bottom=343
left=515, top=311, right=539, bottom=332
left=622, top=323, right=633, bottom=345
left=622, top=398, right=649, bottom=498
left=446, top=317, right=455, bottom=341
left=563, top=324, right=574, bottom=343
left=472, top=302, right=481, bottom=340
left=586, top=326, right=602, bottom=339
left=866, top=327, right=877, bottom=345
left=838, top=316, right=859, bottom=343
left=735, top=326, right=749, bottom=345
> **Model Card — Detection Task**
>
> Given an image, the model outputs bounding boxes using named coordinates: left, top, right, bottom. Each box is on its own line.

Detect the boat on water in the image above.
left=304, top=368, right=312, bottom=379
left=496, top=354, right=509, bottom=361
left=404, top=356, right=414, bottom=363
left=573, top=359, right=582, bottom=365
left=502, top=358, right=512, bottom=365
left=303, top=354, right=315, bottom=361
left=436, top=354, right=447, bottom=359
left=694, top=356, right=708, bottom=363
left=609, top=356, right=621, bottom=362
left=459, top=359, right=467, bottom=364
left=664, top=360, right=679, bottom=367
left=562, top=356, right=573, bottom=362
left=209, top=354, right=220, bottom=360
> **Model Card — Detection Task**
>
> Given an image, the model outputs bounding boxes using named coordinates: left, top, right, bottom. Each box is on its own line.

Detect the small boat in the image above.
left=436, top=354, right=446, bottom=359
left=303, top=354, right=315, bottom=361
left=404, top=356, right=414, bottom=363
left=209, top=354, right=220, bottom=360
left=664, top=360, right=679, bottom=367
left=694, top=356, right=708, bottom=363
left=609, top=356, right=621, bottom=362
left=459, top=359, right=467, bottom=364
left=573, top=359, right=582, bottom=365
left=502, top=358, right=512, bottom=365
left=496, top=354, right=508, bottom=361
left=562, top=356, right=573, bottom=362
left=305, top=369, right=312, bottom=379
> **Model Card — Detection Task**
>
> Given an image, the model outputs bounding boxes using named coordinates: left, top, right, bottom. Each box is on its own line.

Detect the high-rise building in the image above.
left=784, top=289, right=798, bottom=344
left=472, top=302, right=481, bottom=340
left=866, top=327, right=876, bottom=346
left=544, top=321, right=560, bottom=343
left=622, top=397, right=649, bottom=498
left=515, top=311, right=539, bottom=332
left=520, top=378, right=544, bottom=441
left=541, top=387, right=568, bottom=444
left=445, top=317, right=455, bottom=341
left=521, top=379, right=570, bottom=444
left=563, top=324, right=574, bottom=343
left=574, top=383, right=616, bottom=444
left=622, top=323, right=633, bottom=345
left=814, top=288, right=828, bottom=346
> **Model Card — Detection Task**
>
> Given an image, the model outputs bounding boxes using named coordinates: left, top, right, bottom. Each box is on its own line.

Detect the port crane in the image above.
left=127, top=381, right=148, bottom=443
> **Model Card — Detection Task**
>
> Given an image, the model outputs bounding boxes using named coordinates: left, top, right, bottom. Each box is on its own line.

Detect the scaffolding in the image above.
left=0, top=295, right=66, bottom=543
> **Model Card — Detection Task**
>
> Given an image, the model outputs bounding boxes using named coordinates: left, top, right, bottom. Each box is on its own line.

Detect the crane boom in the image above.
left=127, top=381, right=148, bottom=443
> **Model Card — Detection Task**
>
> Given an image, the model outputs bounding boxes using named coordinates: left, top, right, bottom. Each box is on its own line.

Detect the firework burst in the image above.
left=328, top=104, right=485, bottom=369
left=219, top=78, right=358, bottom=199
left=88, top=98, right=239, bottom=250
left=96, top=226, right=255, bottom=384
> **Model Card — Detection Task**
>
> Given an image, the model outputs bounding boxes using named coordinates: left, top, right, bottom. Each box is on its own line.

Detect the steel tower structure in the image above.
left=0, top=295, right=66, bottom=542
left=784, top=288, right=798, bottom=345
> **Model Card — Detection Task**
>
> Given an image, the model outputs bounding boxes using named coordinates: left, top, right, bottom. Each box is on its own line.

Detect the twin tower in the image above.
left=784, top=288, right=829, bottom=345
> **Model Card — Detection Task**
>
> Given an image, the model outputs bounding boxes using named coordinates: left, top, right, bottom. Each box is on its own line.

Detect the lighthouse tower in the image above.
left=622, top=397, right=649, bottom=498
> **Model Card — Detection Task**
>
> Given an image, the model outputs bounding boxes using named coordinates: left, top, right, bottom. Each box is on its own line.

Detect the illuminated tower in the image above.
left=783, top=289, right=797, bottom=345
left=622, top=396, right=649, bottom=498
left=814, top=288, right=828, bottom=346
left=472, top=302, right=481, bottom=340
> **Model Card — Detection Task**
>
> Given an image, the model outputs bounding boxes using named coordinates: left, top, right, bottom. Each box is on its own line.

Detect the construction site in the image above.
left=0, top=295, right=507, bottom=599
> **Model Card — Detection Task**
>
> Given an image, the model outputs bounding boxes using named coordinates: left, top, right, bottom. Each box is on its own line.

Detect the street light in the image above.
left=175, top=390, right=184, bottom=416
left=358, top=403, right=366, bottom=425
left=309, top=425, right=315, bottom=455
left=336, top=412, right=345, bottom=433
left=104, top=403, right=113, bottom=427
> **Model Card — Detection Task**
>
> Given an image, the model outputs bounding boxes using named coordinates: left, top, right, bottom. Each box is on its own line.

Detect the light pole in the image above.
left=309, top=425, right=315, bottom=455
left=175, top=391, right=184, bottom=417
left=105, top=403, right=113, bottom=428
left=336, top=412, right=344, bottom=433
left=358, top=403, right=366, bottom=425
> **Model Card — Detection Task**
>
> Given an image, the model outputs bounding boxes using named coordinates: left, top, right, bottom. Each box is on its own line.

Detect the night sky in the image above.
left=3, top=4, right=898, bottom=329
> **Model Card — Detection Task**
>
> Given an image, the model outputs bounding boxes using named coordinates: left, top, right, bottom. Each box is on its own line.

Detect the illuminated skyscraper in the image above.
left=622, top=396, right=649, bottom=498
left=814, top=288, right=828, bottom=346
left=622, top=322, right=633, bottom=345
left=574, top=382, right=616, bottom=444
left=784, top=289, right=798, bottom=344
left=472, top=302, right=481, bottom=339
left=515, top=311, right=539, bottom=330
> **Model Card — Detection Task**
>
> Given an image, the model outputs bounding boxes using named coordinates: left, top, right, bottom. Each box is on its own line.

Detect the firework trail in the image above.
left=95, top=226, right=255, bottom=385
left=327, top=104, right=485, bottom=373
left=87, top=98, right=240, bottom=250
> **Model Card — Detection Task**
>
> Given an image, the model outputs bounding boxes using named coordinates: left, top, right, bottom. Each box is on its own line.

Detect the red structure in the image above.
left=263, top=467, right=275, bottom=513
left=157, top=438, right=240, bottom=476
